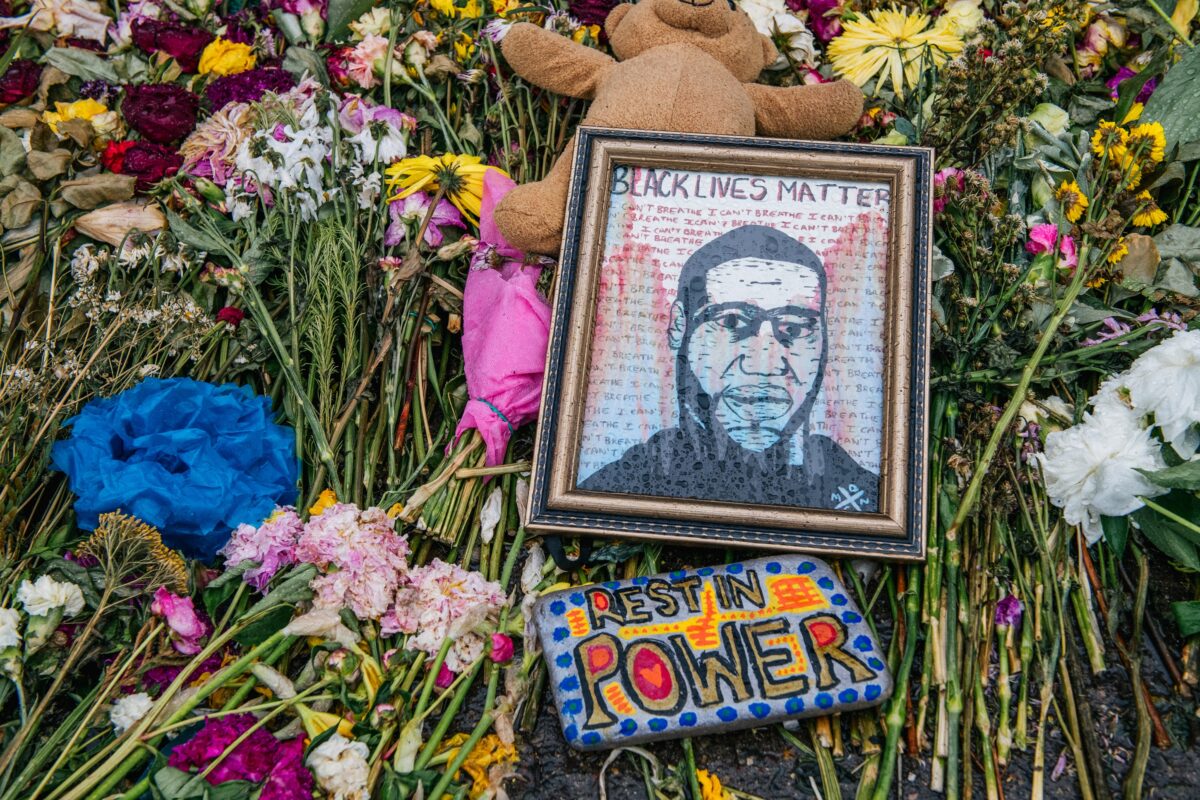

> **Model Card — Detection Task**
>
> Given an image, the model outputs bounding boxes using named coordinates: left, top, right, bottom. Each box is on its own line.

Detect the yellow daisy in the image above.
left=1090, top=120, right=1127, bottom=160
left=1132, top=191, right=1168, bottom=227
left=828, top=7, right=963, bottom=99
left=1106, top=236, right=1128, bottom=264
left=385, top=153, right=508, bottom=225
left=1056, top=179, right=1089, bottom=223
left=1127, top=121, right=1166, bottom=164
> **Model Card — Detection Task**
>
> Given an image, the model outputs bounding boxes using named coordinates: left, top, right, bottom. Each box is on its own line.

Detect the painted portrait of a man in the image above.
left=579, top=224, right=879, bottom=512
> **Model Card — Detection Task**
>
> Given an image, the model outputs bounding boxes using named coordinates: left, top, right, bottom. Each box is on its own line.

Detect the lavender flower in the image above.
left=995, top=594, right=1023, bottom=627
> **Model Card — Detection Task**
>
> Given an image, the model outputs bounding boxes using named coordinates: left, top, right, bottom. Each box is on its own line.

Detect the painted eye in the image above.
left=717, top=313, right=744, bottom=330
left=775, top=319, right=817, bottom=343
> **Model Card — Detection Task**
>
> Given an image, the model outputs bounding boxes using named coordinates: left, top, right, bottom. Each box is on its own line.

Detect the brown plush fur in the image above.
left=494, top=0, right=865, bottom=255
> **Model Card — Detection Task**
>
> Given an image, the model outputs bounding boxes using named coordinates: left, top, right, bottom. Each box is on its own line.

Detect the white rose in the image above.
left=110, top=692, right=154, bottom=734
left=738, top=0, right=816, bottom=67
left=0, top=608, right=20, bottom=650
left=943, top=0, right=984, bottom=36
left=17, top=575, right=85, bottom=618
left=349, top=7, right=390, bottom=39
left=1126, top=329, right=1200, bottom=459
left=1037, top=402, right=1167, bottom=544
left=307, top=734, right=371, bottom=800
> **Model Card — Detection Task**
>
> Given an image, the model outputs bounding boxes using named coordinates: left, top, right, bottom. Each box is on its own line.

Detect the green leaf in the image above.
left=43, top=47, right=120, bottom=82
left=1172, top=600, right=1200, bottom=638
left=203, top=563, right=249, bottom=621
left=1133, top=504, right=1200, bottom=571
left=207, top=782, right=257, bottom=800
left=165, top=209, right=237, bottom=260
left=282, top=46, right=329, bottom=85
left=244, top=563, right=316, bottom=617
left=151, top=766, right=205, bottom=800
left=233, top=603, right=295, bottom=647
left=1101, top=514, right=1129, bottom=558
left=325, top=0, right=377, bottom=42
left=1154, top=223, right=1200, bottom=263
left=1139, top=460, right=1200, bottom=490
left=1144, top=42, right=1200, bottom=149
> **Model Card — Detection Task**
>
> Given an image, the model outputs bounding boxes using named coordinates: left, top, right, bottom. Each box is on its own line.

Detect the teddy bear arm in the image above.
left=500, top=22, right=615, bottom=99
left=744, top=80, right=865, bottom=140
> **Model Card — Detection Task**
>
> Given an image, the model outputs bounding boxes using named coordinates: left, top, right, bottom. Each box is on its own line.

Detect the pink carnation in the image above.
left=345, top=35, right=390, bottom=90
left=1025, top=223, right=1059, bottom=256
left=169, top=714, right=310, bottom=796
left=219, top=507, right=304, bottom=592
left=382, top=558, right=505, bottom=672
left=151, top=587, right=209, bottom=655
left=296, top=503, right=410, bottom=621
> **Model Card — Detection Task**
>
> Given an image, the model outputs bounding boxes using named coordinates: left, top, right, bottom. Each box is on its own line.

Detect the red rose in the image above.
left=101, top=140, right=136, bottom=173
left=131, top=18, right=215, bottom=73
left=122, top=84, right=199, bottom=144
left=0, top=59, right=43, bottom=104
left=119, top=142, right=183, bottom=189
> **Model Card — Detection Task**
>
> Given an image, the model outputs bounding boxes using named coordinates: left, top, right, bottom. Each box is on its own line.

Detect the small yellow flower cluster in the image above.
left=1089, top=118, right=1166, bottom=192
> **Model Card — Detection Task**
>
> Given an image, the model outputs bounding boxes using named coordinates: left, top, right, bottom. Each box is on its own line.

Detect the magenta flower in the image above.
left=150, top=587, right=209, bottom=655
left=1025, top=223, right=1059, bottom=256
left=385, top=192, right=466, bottom=248
left=168, top=714, right=293, bottom=786
left=489, top=633, right=514, bottom=664
left=1106, top=66, right=1157, bottom=103
left=994, top=594, right=1023, bottom=627
left=435, top=663, right=455, bottom=689
left=1058, top=234, right=1078, bottom=268
left=788, top=0, right=843, bottom=42
left=259, top=737, right=315, bottom=800
left=933, top=168, right=964, bottom=214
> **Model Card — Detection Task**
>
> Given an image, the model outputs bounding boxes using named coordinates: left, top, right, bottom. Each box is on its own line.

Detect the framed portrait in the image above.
left=527, top=128, right=932, bottom=560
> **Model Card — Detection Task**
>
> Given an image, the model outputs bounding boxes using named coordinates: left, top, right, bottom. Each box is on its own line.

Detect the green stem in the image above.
left=870, top=566, right=921, bottom=800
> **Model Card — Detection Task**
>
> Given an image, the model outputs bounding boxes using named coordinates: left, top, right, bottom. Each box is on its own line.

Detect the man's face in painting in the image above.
left=669, top=257, right=826, bottom=452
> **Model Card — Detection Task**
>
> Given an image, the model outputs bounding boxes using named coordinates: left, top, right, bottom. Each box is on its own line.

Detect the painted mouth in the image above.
left=720, top=384, right=793, bottom=422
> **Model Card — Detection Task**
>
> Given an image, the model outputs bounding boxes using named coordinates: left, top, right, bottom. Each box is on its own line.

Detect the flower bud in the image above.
left=369, top=703, right=398, bottom=727
left=193, top=178, right=226, bottom=205
left=489, top=633, right=514, bottom=664
left=326, top=648, right=361, bottom=682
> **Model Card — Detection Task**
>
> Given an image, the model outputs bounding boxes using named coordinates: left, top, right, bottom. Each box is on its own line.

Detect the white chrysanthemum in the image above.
left=109, top=692, right=154, bottom=734
left=1126, top=329, right=1200, bottom=458
left=16, top=575, right=85, bottom=618
left=0, top=608, right=21, bottom=650
left=1037, top=403, right=1167, bottom=544
left=307, top=733, right=371, bottom=800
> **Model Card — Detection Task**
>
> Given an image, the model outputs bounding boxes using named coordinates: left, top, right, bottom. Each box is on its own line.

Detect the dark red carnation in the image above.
left=119, top=142, right=183, bottom=189
left=205, top=68, right=295, bottom=110
left=0, top=59, right=43, bottom=104
left=216, top=307, right=245, bottom=327
left=122, top=84, right=199, bottom=144
left=568, top=0, right=620, bottom=27
left=131, top=18, right=214, bottom=73
left=101, top=139, right=136, bottom=174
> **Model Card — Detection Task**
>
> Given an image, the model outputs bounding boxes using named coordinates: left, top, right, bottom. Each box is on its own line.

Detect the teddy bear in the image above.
left=494, top=0, right=865, bottom=255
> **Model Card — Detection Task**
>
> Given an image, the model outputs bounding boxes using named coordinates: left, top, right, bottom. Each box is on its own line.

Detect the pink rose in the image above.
left=151, top=587, right=209, bottom=655
left=435, top=663, right=455, bottom=689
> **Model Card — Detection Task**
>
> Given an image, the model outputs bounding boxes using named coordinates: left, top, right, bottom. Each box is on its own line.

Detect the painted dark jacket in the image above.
left=578, top=426, right=879, bottom=512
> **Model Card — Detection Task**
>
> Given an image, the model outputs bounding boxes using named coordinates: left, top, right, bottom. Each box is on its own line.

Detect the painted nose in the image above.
left=739, top=321, right=788, bottom=376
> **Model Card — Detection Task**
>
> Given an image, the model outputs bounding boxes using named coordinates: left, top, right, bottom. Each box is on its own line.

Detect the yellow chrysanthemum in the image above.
left=1132, top=190, right=1168, bottom=227
left=1127, top=121, right=1166, bottom=163
left=42, top=98, right=108, bottom=134
left=1056, top=179, right=1089, bottom=223
left=308, top=489, right=338, bottom=516
left=385, top=153, right=508, bottom=225
left=827, top=8, right=963, bottom=99
left=429, top=0, right=480, bottom=18
left=199, top=38, right=256, bottom=76
left=453, top=32, right=476, bottom=62
left=1107, top=236, right=1129, bottom=264
left=697, top=769, right=731, bottom=800
left=1090, top=120, right=1127, bottom=160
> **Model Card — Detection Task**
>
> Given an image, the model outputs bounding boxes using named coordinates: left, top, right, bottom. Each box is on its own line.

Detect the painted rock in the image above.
left=533, top=555, right=892, bottom=749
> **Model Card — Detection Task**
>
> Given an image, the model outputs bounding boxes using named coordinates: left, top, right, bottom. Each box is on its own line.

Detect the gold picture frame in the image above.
left=527, top=128, right=933, bottom=560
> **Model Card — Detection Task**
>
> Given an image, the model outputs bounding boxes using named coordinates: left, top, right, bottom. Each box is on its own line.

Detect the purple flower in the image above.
left=79, top=79, right=116, bottom=103
left=385, top=192, right=465, bottom=247
left=142, top=653, right=223, bottom=693
left=168, top=714, right=280, bottom=785
left=0, top=59, right=42, bottom=104
left=122, top=84, right=199, bottom=144
left=1106, top=66, right=1157, bottom=103
left=994, top=594, right=1023, bottom=628
left=205, top=68, right=296, bottom=110
left=788, top=0, right=844, bottom=42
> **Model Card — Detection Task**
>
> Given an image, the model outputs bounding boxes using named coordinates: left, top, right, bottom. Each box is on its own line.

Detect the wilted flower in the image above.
left=1132, top=190, right=1168, bottom=227
left=74, top=201, right=167, bottom=245
left=0, top=59, right=42, bottom=104
left=349, top=6, right=389, bottom=38
left=307, top=734, right=370, bottom=800
left=180, top=101, right=253, bottom=186
left=0, top=0, right=109, bottom=42
left=385, top=191, right=465, bottom=247
left=103, top=140, right=183, bottom=190
left=109, top=692, right=154, bottom=734
left=941, top=0, right=984, bottom=37
left=994, top=594, right=1023, bottom=627
left=385, top=153, right=507, bottom=225
left=16, top=575, right=84, bottom=618
left=130, top=17, right=214, bottom=72
left=828, top=7, right=962, bottom=98
left=205, top=67, right=295, bottom=110
left=739, top=0, right=817, bottom=67
left=219, top=507, right=303, bottom=591
left=122, top=84, right=200, bottom=143
left=42, top=98, right=108, bottom=134
left=168, top=713, right=286, bottom=785
left=1107, top=66, right=1157, bottom=103
left=1026, top=102, right=1069, bottom=138
left=151, top=587, right=209, bottom=655
left=1055, top=180, right=1088, bottom=223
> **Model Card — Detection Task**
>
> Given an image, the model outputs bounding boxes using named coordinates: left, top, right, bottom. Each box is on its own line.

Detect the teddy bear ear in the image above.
left=605, top=2, right=633, bottom=39
left=760, top=35, right=779, bottom=69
